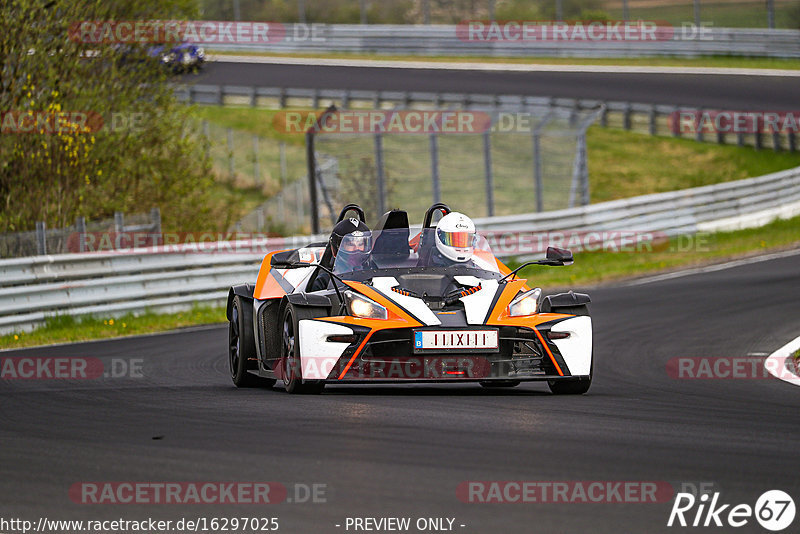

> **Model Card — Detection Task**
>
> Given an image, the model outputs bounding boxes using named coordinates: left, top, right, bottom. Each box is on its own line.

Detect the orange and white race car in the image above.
left=226, top=203, right=592, bottom=394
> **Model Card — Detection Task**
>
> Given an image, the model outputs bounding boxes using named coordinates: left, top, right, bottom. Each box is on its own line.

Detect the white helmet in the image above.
left=435, top=212, right=475, bottom=262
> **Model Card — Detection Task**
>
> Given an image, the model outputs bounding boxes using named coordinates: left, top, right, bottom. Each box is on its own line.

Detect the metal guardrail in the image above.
left=176, top=85, right=797, bottom=152
left=2, top=166, right=799, bottom=335
left=208, top=24, right=800, bottom=59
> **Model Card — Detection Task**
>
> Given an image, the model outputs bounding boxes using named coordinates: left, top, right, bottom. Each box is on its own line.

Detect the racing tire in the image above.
left=545, top=304, right=592, bottom=395
left=479, top=380, right=520, bottom=388
left=281, top=304, right=326, bottom=395
left=229, top=295, right=274, bottom=388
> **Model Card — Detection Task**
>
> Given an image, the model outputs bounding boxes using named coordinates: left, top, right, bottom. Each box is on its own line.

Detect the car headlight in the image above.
left=508, top=288, right=541, bottom=317
left=345, top=290, right=387, bottom=320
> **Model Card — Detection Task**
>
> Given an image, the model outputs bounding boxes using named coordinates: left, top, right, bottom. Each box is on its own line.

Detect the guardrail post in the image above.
left=600, top=104, right=608, bottom=128
left=312, top=88, right=319, bottom=109
left=75, top=216, right=86, bottom=253
left=788, top=132, right=796, bottom=153
left=216, top=85, right=223, bottom=105
left=35, top=221, right=46, bottom=255
left=342, top=90, right=350, bottom=110
left=114, top=212, right=124, bottom=234
left=648, top=105, right=657, bottom=135
left=671, top=107, right=680, bottom=137
left=483, top=131, right=495, bottom=217
left=772, top=132, right=781, bottom=152
left=249, top=86, right=257, bottom=107
left=736, top=131, right=744, bottom=147
left=430, top=134, right=441, bottom=204
left=279, top=88, right=287, bottom=109
left=374, top=133, right=386, bottom=216
left=717, top=131, right=725, bottom=145
left=623, top=103, right=632, bottom=130
left=695, top=110, right=704, bottom=142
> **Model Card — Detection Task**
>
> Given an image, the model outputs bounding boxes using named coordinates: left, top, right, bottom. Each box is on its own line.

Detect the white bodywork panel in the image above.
left=371, top=277, right=441, bottom=326
left=298, top=320, right=353, bottom=379
left=550, top=316, right=593, bottom=376
left=459, top=279, right=499, bottom=325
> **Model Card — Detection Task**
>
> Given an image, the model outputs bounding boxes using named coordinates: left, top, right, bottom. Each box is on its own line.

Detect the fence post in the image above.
left=150, top=207, right=162, bottom=245
left=279, top=142, right=287, bottom=185
left=257, top=207, right=265, bottom=231
left=35, top=221, right=47, bottom=255
left=75, top=216, right=86, bottom=253
left=295, top=181, right=305, bottom=230
left=374, top=133, right=386, bottom=216
left=483, top=131, right=495, bottom=217
left=430, top=134, right=441, bottom=204
left=253, top=135, right=260, bottom=185
left=532, top=113, right=552, bottom=213
left=305, top=130, right=319, bottom=234
left=227, top=128, right=235, bottom=180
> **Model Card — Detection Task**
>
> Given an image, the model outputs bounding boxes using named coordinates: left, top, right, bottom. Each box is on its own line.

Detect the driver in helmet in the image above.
left=429, top=212, right=477, bottom=267
left=308, top=218, right=372, bottom=292
left=330, top=218, right=372, bottom=272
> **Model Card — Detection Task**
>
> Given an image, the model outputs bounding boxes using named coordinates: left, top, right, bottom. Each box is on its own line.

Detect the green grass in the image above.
left=586, top=128, right=800, bottom=203
left=191, top=105, right=800, bottom=213
left=1, top=305, right=225, bottom=351
left=602, top=0, right=799, bottom=30
left=513, top=214, right=800, bottom=288
left=209, top=50, right=800, bottom=70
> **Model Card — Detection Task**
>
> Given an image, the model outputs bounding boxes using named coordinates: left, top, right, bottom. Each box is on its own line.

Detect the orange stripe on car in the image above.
left=533, top=326, right=564, bottom=377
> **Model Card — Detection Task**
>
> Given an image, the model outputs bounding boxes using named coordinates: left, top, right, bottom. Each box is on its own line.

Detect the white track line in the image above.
left=764, top=334, right=800, bottom=386
left=209, top=54, right=800, bottom=77
left=622, top=248, right=800, bottom=287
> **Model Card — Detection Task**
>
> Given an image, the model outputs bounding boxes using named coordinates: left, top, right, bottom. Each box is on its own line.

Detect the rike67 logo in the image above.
left=668, top=490, right=795, bottom=531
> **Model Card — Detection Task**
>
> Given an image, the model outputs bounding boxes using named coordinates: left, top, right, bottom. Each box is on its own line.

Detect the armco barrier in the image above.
left=1, top=166, right=799, bottom=334
left=176, top=85, right=797, bottom=152
left=207, top=25, right=800, bottom=59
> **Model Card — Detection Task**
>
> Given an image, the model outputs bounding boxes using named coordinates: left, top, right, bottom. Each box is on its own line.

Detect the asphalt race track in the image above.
left=191, top=61, right=800, bottom=110
left=1, top=252, right=798, bottom=533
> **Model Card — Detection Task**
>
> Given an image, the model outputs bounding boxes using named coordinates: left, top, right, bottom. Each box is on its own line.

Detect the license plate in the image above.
left=413, top=330, right=498, bottom=352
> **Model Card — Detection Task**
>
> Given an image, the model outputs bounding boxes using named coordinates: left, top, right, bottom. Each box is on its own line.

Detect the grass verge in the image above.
left=1, top=305, right=225, bottom=351
left=209, top=50, right=800, bottom=71
left=513, top=214, right=800, bottom=287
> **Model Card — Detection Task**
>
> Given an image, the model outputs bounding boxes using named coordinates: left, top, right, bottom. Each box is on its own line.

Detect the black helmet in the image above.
left=330, top=218, right=371, bottom=257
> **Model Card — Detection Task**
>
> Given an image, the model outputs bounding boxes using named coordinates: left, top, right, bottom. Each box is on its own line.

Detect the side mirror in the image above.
left=545, top=246, right=573, bottom=265
left=270, top=249, right=298, bottom=268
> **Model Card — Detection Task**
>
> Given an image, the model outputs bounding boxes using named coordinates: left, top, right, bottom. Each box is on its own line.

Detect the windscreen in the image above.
left=332, top=228, right=500, bottom=276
